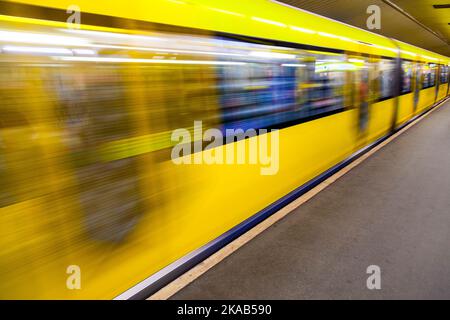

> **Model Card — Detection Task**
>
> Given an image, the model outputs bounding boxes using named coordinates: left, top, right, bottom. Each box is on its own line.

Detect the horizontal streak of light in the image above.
left=423, top=55, right=438, bottom=61
left=21, top=63, right=72, bottom=67
left=401, top=50, right=417, bottom=57
left=90, top=44, right=244, bottom=57
left=249, top=51, right=296, bottom=60
left=316, top=63, right=357, bottom=72
left=318, top=32, right=357, bottom=43
left=209, top=7, right=245, bottom=17
left=2, top=45, right=72, bottom=55
left=251, top=16, right=286, bottom=28
left=52, top=56, right=247, bottom=65
left=371, top=44, right=399, bottom=53
left=339, top=36, right=354, bottom=42
left=61, top=29, right=167, bottom=42
left=0, top=30, right=88, bottom=46
left=289, top=25, right=315, bottom=34
left=282, top=63, right=306, bottom=67
left=316, top=59, right=343, bottom=64
left=348, top=58, right=365, bottom=63
left=318, top=31, right=340, bottom=39
left=72, top=49, right=97, bottom=55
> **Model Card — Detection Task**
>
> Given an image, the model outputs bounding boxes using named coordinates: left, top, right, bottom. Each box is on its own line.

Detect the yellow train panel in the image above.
left=438, top=84, right=447, bottom=101
left=418, top=87, right=437, bottom=114
left=397, top=93, right=415, bottom=126
left=366, top=99, right=396, bottom=143
left=4, top=0, right=398, bottom=57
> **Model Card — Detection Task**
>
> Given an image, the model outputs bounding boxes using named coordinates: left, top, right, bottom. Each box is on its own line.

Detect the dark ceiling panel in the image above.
left=392, top=0, right=450, bottom=41
left=277, top=0, right=450, bottom=56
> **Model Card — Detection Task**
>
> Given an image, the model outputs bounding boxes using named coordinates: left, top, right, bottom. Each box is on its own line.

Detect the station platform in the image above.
left=171, top=99, right=450, bottom=300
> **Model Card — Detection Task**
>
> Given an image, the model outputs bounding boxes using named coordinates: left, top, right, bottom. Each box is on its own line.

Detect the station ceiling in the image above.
left=278, top=0, right=450, bottom=56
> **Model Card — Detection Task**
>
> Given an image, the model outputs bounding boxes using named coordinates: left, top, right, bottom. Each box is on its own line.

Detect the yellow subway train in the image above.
left=0, top=0, right=449, bottom=299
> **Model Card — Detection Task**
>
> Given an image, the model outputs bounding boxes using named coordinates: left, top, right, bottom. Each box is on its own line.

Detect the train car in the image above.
left=0, top=0, right=449, bottom=299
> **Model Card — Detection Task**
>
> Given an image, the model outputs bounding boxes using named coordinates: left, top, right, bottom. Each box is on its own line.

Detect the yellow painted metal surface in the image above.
left=366, top=99, right=396, bottom=143
left=438, top=84, right=447, bottom=101
left=397, top=93, right=415, bottom=126
left=394, top=39, right=448, bottom=63
left=418, top=87, right=437, bottom=113
left=4, top=0, right=448, bottom=63
left=4, top=0, right=398, bottom=57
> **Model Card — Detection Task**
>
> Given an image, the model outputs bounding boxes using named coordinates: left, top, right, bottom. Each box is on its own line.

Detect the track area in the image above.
left=171, top=100, right=450, bottom=300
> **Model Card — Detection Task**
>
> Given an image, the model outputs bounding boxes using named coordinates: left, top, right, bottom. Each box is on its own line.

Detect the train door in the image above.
left=448, top=65, right=450, bottom=96
left=439, top=64, right=450, bottom=98
left=348, top=55, right=371, bottom=135
left=390, top=55, right=402, bottom=131
left=55, top=65, right=144, bottom=243
left=0, top=66, right=46, bottom=207
left=413, top=62, right=422, bottom=112
left=358, top=66, right=371, bottom=133
left=0, top=62, right=77, bottom=298
left=447, top=65, right=450, bottom=96
left=435, top=64, right=440, bottom=102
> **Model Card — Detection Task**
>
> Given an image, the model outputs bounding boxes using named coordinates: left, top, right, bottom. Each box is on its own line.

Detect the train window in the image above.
left=430, top=64, right=437, bottom=86
left=401, top=61, right=413, bottom=94
left=218, top=57, right=298, bottom=131
left=378, top=59, right=396, bottom=99
left=302, top=53, right=346, bottom=117
left=353, top=62, right=370, bottom=132
left=422, top=64, right=437, bottom=89
left=440, top=65, right=449, bottom=84
left=218, top=44, right=347, bottom=132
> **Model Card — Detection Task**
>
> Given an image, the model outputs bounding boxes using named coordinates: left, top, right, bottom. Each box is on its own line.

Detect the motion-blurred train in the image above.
left=0, top=0, right=449, bottom=299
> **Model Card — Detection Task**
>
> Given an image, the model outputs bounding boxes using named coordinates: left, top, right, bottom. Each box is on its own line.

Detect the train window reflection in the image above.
left=379, top=59, right=396, bottom=99
left=440, top=65, right=449, bottom=84
left=423, top=64, right=437, bottom=89
left=217, top=47, right=347, bottom=132
left=401, top=61, right=413, bottom=94
left=305, top=54, right=346, bottom=117
left=218, top=58, right=298, bottom=132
